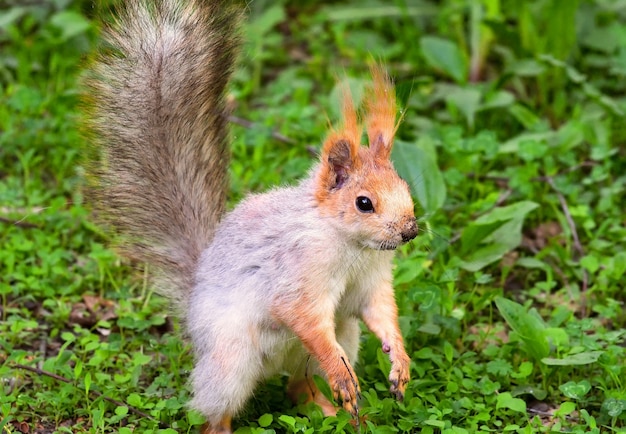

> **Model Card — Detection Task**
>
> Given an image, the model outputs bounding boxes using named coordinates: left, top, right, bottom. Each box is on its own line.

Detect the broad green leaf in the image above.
left=580, top=255, right=600, bottom=273
left=559, top=380, right=591, bottom=400
left=518, top=139, right=548, bottom=162
left=556, top=401, right=577, bottom=416
left=61, top=332, right=76, bottom=343
left=312, top=374, right=334, bottom=403
left=459, top=201, right=538, bottom=271
left=478, top=377, right=500, bottom=395
left=511, top=361, right=533, bottom=379
left=132, top=353, right=152, bottom=366
left=516, top=257, right=548, bottom=269
left=444, top=427, right=469, bottom=434
left=410, top=284, right=441, bottom=311
left=418, top=323, right=442, bottom=335
left=582, top=26, right=620, bottom=53
left=414, top=347, right=437, bottom=359
left=258, top=413, right=273, bottom=427
left=115, top=406, right=129, bottom=417
left=127, top=393, right=143, bottom=407
left=187, top=411, right=205, bottom=425
left=474, top=201, right=539, bottom=225
left=393, top=138, right=447, bottom=214
left=495, top=297, right=550, bottom=361
left=487, top=358, right=512, bottom=376
left=608, top=252, right=626, bottom=279
left=508, top=59, right=546, bottom=76
left=480, top=90, right=515, bottom=111
left=542, top=351, right=604, bottom=366
left=460, top=220, right=507, bottom=255
left=446, top=86, right=482, bottom=128
left=602, top=398, right=626, bottom=418
left=544, top=327, right=569, bottom=349
left=500, top=131, right=554, bottom=153
left=424, top=420, right=446, bottom=428
left=511, top=385, right=547, bottom=400
left=496, top=392, right=527, bottom=413
left=420, top=36, right=468, bottom=84
left=278, top=415, right=296, bottom=429
left=394, top=260, right=423, bottom=285
left=459, top=242, right=516, bottom=272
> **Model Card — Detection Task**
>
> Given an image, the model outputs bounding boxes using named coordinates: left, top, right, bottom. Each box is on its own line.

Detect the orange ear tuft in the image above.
left=364, top=65, right=398, bottom=160
left=316, top=85, right=362, bottom=201
left=336, top=82, right=362, bottom=152
left=319, top=83, right=362, bottom=175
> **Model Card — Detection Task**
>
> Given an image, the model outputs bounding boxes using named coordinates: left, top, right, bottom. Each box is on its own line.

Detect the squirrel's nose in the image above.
left=401, top=217, right=418, bottom=243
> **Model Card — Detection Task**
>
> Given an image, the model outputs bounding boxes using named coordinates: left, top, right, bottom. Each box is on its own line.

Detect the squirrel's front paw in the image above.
left=329, top=359, right=361, bottom=417
left=389, top=351, right=410, bottom=401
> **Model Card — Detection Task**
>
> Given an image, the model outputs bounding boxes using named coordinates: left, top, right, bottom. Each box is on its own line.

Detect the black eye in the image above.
left=356, top=196, right=374, bottom=213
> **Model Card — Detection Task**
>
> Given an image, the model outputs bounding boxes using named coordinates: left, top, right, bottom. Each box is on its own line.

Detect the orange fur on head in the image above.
left=316, top=66, right=400, bottom=202
left=364, top=65, right=399, bottom=160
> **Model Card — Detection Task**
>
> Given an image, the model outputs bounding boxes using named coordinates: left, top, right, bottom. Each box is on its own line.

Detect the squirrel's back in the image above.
left=83, top=0, right=240, bottom=307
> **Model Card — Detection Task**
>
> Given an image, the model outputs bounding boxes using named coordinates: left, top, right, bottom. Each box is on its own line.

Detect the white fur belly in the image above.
left=256, top=323, right=307, bottom=378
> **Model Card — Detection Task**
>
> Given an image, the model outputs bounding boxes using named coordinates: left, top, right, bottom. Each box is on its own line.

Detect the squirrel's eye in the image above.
left=356, top=196, right=374, bottom=213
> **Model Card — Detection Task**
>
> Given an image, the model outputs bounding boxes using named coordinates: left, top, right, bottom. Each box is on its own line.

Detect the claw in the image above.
left=389, top=381, right=406, bottom=401
left=388, top=351, right=410, bottom=401
left=329, top=356, right=362, bottom=419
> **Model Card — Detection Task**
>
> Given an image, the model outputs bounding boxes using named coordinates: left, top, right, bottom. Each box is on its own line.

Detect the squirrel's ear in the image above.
left=325, top=138, right=356, bottom=188
left=365, top=65, right=399, bottom=161
left=318, top=85, right=362, bottom=190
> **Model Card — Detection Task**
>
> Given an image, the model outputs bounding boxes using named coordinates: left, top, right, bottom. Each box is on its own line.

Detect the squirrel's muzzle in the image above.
left=401, top=217, right=418, bottom=243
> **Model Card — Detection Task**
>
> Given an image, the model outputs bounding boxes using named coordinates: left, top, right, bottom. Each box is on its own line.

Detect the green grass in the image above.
left=2, top=0, right=626, bottom=433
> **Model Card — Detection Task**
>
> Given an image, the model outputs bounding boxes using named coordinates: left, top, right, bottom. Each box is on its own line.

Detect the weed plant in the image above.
left=1, top=0, right=625, bottom=433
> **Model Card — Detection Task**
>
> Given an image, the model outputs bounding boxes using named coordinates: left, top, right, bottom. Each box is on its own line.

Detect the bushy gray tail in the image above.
left=83, top=0, right=240, bottom=309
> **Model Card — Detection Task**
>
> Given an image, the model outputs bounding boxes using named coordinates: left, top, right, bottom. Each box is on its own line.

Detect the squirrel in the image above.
left=84, top=0, right=418, bottom=433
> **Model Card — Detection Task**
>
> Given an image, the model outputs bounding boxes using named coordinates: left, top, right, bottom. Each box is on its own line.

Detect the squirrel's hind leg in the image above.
left=287, top=378, right=337, bottom=416
left=189, top=335, right=262, bottom=434
left=200, top=415, right=231, bottom=434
